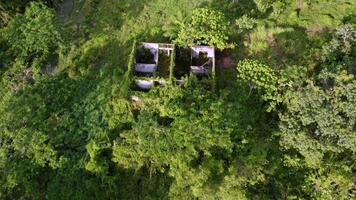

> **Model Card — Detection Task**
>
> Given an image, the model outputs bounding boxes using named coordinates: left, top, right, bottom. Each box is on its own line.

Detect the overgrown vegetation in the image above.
left=0, top=0, right=355, bottom=199
left=157, top=50, right=171, bottom=78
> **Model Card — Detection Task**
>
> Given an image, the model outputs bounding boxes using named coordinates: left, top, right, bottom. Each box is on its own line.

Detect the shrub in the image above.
left=175, top=8, right=233, bottom=49
left=4, top=2, right=62, bottom=67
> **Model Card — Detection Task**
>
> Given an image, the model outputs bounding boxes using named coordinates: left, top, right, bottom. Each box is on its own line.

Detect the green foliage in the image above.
left=235, top=15, right=257, bottom=32
left=127, top=40, right=136, bottom=73
left=322, top=24, right=356, bottom=73
left=4, top=2, right=62, bottom=66
left=157, top=50, right=171, bottom=78
left=236, top=59, right=279, bottom=108
left=175, top=8, right=232, bottom=49
left=279, top=71, right=356, bottom=167
left=117, top=39, right=136, bottom=97
left=305, top=168, right=355, bottom=200
left=169, top=46, right=175, bottom=83
left=1, top=0, right=355, bottom=199
left=254, top=0, right=274, bottom=13
left=0, top=0, right=57, bottom=26
left=63, top=34, right=126, bottom=79
left=113, top=81, right=234, bottom=171
left=278, top=71, right=356, bottom=199
left=0, top=66, right=133, bottom=199
left=85, top=139, right=111, bottom=174
left=112, top=76, right=269, bottom=199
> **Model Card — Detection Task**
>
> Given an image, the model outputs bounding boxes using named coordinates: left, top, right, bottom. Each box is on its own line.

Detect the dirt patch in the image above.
left=266, top=32, right=277, bottom=48
left=216, top=50, right=235, bottom=69
left=266, top=32, right=285, bottom=58
left=266, top=32, right=292, bottom=67
left=306, top=27, right=330, bottom=33
left=218, top=57, right=234, bottom=69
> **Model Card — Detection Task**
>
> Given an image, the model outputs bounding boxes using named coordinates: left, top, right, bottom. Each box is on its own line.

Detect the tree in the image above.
left=0, top=0, right=60, bottom=25
left=174, top=8, right=232, bottom=49
left=0, top=66, right=134, bottom=199
left=236, top=59, right=280, bottom=110
left=1, top=0, right=355, bottom=199
left=111, top=76, right=271, bottom=199
left=4, top=2, right=62, bottom=67
left=277, top=71, right=356, bottom=199
left=322, top=24, right=356, bottom=73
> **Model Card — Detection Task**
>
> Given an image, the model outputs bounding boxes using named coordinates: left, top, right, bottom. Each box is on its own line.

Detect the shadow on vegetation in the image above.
left=59, top=0, right=153, bottom=41
left=242, top=23, right=332, bottom=69
left=208, top=0, right=254, bottom=19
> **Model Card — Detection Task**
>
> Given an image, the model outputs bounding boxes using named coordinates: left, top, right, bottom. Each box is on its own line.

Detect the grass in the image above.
left=272, top=0, right=356, bottom=29
left=239, top=0, right=356, bottom=69
left=57, top=0, right=356, bottom=84
left=58, top=0, right=210, bottom=74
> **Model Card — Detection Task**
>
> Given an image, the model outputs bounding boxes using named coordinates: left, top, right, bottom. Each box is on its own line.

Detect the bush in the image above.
left=175, top=8, right=233, bottom=49
left=236, top=59, right=280, bottom=110
left=235, top=15, right=257, bottom=32
left=322, top=24, right=356, bottom=72
left=4, top=2, right=62, bottom=67
left=254, top=0, right=274, bottom=13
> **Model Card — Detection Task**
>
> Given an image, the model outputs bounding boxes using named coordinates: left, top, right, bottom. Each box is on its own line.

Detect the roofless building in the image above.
left=133, top=42, right=215, bottom=91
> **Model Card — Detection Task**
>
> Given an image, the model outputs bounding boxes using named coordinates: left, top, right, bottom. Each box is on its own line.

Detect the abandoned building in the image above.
left=133, top=42, right=216, bottom=91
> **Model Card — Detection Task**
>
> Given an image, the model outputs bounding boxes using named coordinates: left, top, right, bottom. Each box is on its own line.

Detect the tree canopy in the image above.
left=0, top=0, right=355, bottom=199
left=175, top=8, right=232, bottom=49
left=4, top=2, right=62, bottom=67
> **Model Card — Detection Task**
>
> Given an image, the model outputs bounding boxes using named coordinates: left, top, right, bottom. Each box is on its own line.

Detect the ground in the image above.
left=54, top=0, right=355, bottom=86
